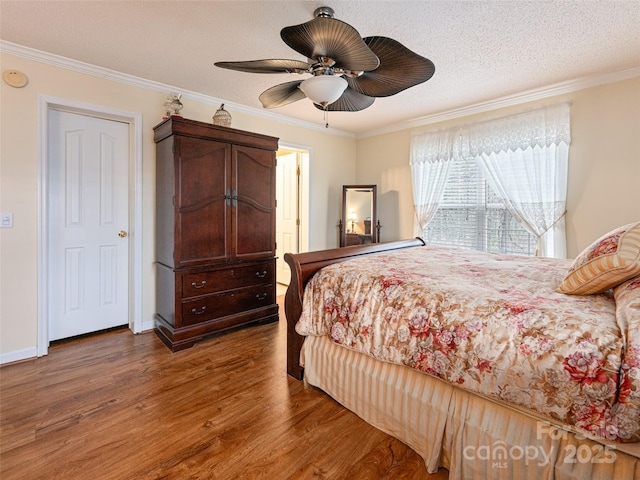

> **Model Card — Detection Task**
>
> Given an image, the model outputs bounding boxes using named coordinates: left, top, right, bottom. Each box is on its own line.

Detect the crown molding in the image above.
left=0, top=40, right=354, bottom=138
left=2, top=40, right=638, bottom=140
left=358, top=66, right=640, bottom=139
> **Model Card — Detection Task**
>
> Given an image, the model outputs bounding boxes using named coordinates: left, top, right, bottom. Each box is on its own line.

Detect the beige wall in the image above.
left=0, top=52, right=356, bottom=358
left=356, top=77, right=640, bottom=257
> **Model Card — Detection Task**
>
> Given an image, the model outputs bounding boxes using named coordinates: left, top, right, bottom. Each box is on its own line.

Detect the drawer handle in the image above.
left=191, top=280, right=206, bottom=289
left=256, top=293, right=267, bottom=301
left=255, top=270, right=267, bottom=278
left=191, top=306, right=207, bottom=315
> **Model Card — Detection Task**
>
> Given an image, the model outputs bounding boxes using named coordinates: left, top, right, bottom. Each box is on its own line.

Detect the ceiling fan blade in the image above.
left=215, top=59, right=310, bottom=74
left=281, top=17, right=379, bottom=71
left=349, top=36, right=435, bottom=97
left=314, top=86, right=375, bottom=112
left=259, top=80, right=307, bottom=108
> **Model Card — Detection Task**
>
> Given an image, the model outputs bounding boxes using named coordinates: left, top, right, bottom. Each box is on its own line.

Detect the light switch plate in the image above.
left=1, top=213, right=13, bottom=228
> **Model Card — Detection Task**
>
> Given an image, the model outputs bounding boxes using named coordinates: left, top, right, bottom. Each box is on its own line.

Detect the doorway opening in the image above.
left=276, top=144, right=310, bottom=296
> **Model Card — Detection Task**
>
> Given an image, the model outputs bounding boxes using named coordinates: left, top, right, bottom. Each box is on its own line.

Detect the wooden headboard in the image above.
left=283, top=238, right=426, bottom=379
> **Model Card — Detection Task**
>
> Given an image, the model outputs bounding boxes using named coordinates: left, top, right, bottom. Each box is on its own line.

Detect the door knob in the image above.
left=118, top=230, right=128, bottom=238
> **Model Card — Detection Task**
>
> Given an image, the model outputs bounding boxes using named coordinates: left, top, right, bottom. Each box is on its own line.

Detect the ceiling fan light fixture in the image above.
left=299, top=75, right=348, bottom=107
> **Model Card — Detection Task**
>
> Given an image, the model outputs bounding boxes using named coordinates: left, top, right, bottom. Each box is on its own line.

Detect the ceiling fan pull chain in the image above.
left=324, top=107, right=329, bottom=128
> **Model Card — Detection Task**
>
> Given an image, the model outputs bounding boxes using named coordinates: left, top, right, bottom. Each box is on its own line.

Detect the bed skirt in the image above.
left=300, top=335, right=640, bottom=480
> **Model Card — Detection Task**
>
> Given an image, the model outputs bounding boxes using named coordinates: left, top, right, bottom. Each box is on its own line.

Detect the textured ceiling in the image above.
left=1, top=0, right=639, bottom=135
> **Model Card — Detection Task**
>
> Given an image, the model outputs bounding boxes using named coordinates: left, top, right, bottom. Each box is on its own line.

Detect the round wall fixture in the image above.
left=3, top=70, right=28, bottom=88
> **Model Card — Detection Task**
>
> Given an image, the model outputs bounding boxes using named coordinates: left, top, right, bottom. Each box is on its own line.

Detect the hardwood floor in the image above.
left=0, top=297, right=448, bottom=480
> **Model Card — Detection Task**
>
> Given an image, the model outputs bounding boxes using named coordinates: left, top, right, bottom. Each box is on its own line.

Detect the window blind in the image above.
left=423, top=157, right=536, bottom=255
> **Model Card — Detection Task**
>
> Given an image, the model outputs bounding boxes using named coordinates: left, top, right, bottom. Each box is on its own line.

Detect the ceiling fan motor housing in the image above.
left=314, top=6, right=335, bottom=18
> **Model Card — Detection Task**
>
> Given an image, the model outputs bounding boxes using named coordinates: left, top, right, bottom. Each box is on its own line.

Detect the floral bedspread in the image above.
left=296, top=246, right=640, bottom=442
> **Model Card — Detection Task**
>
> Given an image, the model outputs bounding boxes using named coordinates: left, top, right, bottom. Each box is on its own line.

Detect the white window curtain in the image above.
left=409, top=128, right=459, bottom=234
left=464, top=102, right=571, bottom=258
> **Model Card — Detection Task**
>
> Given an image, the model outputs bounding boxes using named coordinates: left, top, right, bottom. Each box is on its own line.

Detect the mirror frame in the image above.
left=339, top=185, right=378, bottom=247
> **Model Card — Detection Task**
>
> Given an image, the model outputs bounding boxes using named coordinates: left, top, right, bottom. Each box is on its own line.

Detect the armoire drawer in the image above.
left=181, top=284, right=274, bottom=326
left=182, top=261, right=273, bottom=298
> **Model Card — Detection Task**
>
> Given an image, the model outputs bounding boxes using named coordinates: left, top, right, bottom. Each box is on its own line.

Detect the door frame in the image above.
left=277, top=142, right=310, bottom=255
left=37, top=95, right=143, bottom=356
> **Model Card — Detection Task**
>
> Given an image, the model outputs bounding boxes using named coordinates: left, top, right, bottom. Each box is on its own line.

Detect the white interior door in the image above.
left=47, top=110, right=130, bottom=340
left=276, top=152, right=299, bottom=286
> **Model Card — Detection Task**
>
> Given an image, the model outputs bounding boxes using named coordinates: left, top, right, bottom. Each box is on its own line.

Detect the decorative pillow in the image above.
left=610, top=275, right=640, bottom=442
left=614, top=275, right=640, bottom=333
left=557, top=222, right=640, bottom=295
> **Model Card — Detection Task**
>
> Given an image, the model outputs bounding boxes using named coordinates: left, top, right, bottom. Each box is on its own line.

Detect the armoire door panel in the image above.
left=234, top=145, right=274, bottom=209
left=175, top=136, right=231, bottom=266
left=177, top=203, right=228, bottom=266
left=176, top=136, right=229, bottom=207
left=234, top=202, right=274, bottom=259
left=233, top=145, right=276, bottom=259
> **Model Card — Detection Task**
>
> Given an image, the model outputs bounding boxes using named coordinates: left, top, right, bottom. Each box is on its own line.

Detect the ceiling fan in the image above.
left=215, top=6, right=435, bottom=120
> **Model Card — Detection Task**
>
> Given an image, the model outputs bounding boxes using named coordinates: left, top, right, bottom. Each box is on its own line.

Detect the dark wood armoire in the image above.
left=154, top=117, right=279, bottom=351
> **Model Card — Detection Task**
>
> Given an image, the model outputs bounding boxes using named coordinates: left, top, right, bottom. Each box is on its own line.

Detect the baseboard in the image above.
left=2, top=323, right=155, bottom=365
left=0, top=346, right=37, bottom=365
left=140, top=320, right=155, bottom=332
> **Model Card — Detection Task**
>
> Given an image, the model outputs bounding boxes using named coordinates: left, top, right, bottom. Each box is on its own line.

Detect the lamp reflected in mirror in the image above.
left=348, top=211, right=358, bottom=233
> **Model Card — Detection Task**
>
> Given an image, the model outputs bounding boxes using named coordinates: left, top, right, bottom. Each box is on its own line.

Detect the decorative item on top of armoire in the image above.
left=153, top=116, right=279, bottom=351
left=162, top=93, right=184, bottom=119
left=212, top=103, right=232, bottom=127
left=338, top=185, right=381, bottom=247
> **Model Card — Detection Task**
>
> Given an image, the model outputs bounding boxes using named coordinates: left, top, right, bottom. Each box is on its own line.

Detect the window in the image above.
left=422, top=156, right=536, bottom=255
left=411, top=102, right=570, bottom=259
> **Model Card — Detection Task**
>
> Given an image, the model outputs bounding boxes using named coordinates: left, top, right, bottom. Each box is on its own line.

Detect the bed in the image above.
left=283, top=234, right=640, bottom=479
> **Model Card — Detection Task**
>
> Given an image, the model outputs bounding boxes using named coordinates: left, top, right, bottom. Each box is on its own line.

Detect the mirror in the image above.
left=339, top=185, right=380, bottom=247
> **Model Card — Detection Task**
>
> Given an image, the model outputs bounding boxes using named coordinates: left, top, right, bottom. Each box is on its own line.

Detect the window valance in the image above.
left=464, top=102, right=571, bottom=156
left=410, top=127, right=460, bottom=165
